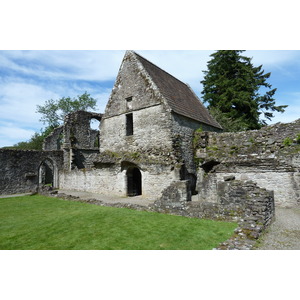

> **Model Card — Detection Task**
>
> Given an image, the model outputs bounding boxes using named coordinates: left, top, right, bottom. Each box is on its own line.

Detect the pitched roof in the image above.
left=133, top=51, right=222, bottom=130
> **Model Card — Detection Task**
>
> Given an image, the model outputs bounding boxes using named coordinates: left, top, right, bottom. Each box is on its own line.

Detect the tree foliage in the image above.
left=10, top=92, right=97, bottom=150
left=201, top=50, right=287, bottom=131
left=36, top=91, right=97, bottom=128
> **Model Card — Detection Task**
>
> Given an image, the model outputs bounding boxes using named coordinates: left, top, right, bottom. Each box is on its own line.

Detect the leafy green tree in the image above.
left=36, top=91, right=97, bottom=128
left=10, top=92, right=97, bottom=150
left=201, top=50, right=287, bottom=131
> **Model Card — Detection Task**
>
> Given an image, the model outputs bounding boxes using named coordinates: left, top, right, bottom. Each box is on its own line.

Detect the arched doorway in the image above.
left=127, top=167, right=142, bottom=197
left=39, top=158, right=58, bottom=188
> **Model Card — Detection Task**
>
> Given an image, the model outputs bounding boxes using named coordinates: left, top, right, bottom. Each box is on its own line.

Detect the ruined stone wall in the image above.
left=59, top=162, right=179, bottom=199
left=152, top=180, right=191, bottom=211
left=152, top=179, right=274, bottom=228
left=43, top=126, right=64, bottom=151
left=63, top=149, right=100, bottom=170
left=171, top=112, right=221, bottom=174
left=58, top=111, right=102, bottom=171
left=0, top=149, right=63, bottom=195
left=63, top=111, right=102, bottom=150
left=150, top=179, right=274, bottom=249
left=194, top=119, right=300, bottom=207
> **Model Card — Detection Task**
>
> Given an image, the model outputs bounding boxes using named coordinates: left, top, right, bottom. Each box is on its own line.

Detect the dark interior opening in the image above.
left=127, top=167, right=142, bottom=197
left=126, top=113, right=133, bottom=136
left=39, top=159, right=54, bottom=187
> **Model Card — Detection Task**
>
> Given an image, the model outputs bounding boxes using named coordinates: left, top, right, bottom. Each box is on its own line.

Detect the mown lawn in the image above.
left=0, top=195, right=237, bottom=250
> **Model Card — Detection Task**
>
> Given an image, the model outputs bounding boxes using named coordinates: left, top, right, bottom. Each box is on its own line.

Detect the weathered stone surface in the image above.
left=195, top=119, right=300, bottom=207
left=43, top=126, right=64, bottom=151
left=224, top=175, right=235, bottom=181
left=0, top=150, right=63, bottom=195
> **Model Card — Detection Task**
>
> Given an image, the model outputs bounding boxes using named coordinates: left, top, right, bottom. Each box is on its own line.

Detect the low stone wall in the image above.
left=153, top=179, right=274, bottom=224
left=151, top=179, right=275, bottom=249
left=151, top=180, right=191, bottom=212
left=0, top=149, right=63, bottom=195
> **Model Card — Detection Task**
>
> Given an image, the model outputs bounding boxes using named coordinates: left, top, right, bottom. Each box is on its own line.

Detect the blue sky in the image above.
left=0, top=50, right=300, bottom=148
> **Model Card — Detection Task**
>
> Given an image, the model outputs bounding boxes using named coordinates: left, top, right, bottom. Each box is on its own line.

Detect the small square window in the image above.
left=126, top=96, right=133, bottom=102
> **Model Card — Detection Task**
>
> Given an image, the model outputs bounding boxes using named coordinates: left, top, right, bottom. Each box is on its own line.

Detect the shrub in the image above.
left=283, top=137, right=293, bottom=147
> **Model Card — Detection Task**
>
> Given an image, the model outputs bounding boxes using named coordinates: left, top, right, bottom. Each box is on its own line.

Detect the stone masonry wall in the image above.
left=152, top=180, right=191, bottom=211
left=60, top=162, right=179, bottom=199
left=43, top=126, right=64, bottom=151
left=153, top=178, right=274, bottom=226
left=0, top=149, right=63, bottom=195
left=194, top=119, right=300, bottom=207
left=100, top=50, right=177, bottom=161
left=171, top=112, right=220, bottom=174
left=63, top=111, right=102, bottom=150
left=103, top=51, right=166, bottom=118
left=100, top=104, right=173, bottom=155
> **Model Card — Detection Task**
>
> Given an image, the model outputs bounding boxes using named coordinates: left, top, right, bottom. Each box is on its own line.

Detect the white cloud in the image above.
left=0, top=50, right=125, bottom=81
left=93, top=90, right=112, bottom=113
left=246, top=50, right=300, bottom=68
left=0, top=80, right=60, bottom=126
left=269, top=106, right=300, bottom=124
left=0, top=124, right=35, bottom=147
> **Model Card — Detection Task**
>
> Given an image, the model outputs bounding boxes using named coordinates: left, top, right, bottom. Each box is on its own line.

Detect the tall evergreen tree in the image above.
left=201, top=50, right=287, bottom=131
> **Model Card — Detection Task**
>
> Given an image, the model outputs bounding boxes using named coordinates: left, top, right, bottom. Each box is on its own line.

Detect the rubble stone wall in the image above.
left=153, top=179, right=274, bottom=225
left=194, top=119, right=300, bottom=207
left=63, top=111, right=102, bottom=150
left=0, top=149, right=63, bottom=195
left=43, top=126, right=64, bottom=151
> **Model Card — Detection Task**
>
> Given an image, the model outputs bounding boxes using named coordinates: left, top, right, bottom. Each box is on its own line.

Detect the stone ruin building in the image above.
left=1, top=51, right=300, bottom=246
left=56, top=51, right=223, bottom=199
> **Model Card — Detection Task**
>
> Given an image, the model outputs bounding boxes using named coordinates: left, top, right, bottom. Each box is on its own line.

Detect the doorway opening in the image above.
left=127, top=167, right=142, bottom=197
left=39, top=159, right=55, bottom=187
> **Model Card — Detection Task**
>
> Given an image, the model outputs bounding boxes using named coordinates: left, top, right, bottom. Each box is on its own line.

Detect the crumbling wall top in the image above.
left=63, top=111, right=103, bottom=150
left=194, top=119, right=300, bottom=168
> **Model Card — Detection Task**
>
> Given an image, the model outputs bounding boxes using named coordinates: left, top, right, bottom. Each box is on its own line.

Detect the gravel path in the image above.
left=58, top=189, right=157, bottom=207
left=256, top=207, right=300, bottom=250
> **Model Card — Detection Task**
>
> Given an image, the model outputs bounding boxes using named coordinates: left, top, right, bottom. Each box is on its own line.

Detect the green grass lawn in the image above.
left=0, top=195, right=237, bottom=250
